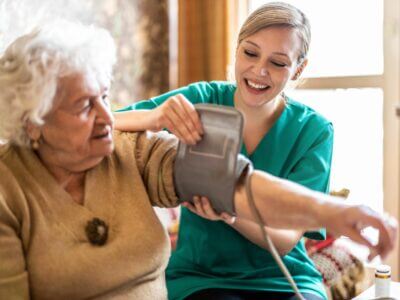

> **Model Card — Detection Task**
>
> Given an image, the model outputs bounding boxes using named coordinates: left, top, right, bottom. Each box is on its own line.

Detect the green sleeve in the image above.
left=117, top=82, right=214, bottom=112
left=287, top=123, right=334, bottom=240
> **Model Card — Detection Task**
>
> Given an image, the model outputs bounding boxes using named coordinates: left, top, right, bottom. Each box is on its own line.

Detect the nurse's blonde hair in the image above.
left=237, top=2, right=311, bottom=63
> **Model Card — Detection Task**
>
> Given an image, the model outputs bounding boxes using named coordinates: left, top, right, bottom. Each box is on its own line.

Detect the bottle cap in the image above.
left=375, top=265, right=391, bottom=274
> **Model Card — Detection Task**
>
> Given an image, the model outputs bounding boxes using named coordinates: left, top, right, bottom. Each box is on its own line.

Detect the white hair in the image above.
left=0, top=20, right=116, bottom=146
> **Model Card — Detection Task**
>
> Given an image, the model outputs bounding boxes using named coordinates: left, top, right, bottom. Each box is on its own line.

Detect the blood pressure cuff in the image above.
left=173, top=104, right=252, bottom=215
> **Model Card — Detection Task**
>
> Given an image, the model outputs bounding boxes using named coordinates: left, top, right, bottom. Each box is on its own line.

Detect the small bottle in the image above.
left=375, top=264, right=391, bottom=298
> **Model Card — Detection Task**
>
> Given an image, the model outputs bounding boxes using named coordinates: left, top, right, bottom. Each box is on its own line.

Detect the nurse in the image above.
left=116, top=2, right=330, bottom=300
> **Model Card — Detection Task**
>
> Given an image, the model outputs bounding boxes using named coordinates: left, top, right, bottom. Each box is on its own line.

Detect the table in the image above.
left=353, top=281, right=400, bottom=299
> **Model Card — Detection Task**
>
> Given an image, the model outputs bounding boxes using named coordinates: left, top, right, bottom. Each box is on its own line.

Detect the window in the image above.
left=250, top=0, right=383, bottom=78
left=288, top=88, right=384, bottom=211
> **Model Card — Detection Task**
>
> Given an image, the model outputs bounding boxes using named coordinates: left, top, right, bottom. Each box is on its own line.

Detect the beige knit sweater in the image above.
left=0, top=131, right=179, bottom=299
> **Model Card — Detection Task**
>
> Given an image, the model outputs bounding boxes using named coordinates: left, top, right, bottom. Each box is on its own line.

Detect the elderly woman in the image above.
left=0, top=22, right=396, bottom=299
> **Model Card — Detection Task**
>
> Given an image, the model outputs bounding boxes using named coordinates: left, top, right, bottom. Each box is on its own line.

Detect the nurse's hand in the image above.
left=151, top=94, right=204, bottom=145
left=182, top=196, right=236, bottom=225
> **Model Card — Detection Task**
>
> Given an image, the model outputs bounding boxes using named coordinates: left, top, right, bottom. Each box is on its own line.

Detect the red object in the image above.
left=305, top=235, right=336, bottom=255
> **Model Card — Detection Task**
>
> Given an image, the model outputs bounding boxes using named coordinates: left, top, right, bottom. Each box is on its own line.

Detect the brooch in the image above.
left=85, top=217, right=108, bottom=246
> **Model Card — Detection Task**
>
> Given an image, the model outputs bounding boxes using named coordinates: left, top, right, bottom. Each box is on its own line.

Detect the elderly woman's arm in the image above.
left=133, top=130, right=180, bottom=207
left=132, top=130, right=397, bottom=258
left=233, top=170, right=397, bottom=259
left=0, top=194, right=29, bottom=299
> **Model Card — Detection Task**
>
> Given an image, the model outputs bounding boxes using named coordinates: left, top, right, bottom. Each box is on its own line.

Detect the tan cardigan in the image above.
left=0, top=131, right=179, bottom=299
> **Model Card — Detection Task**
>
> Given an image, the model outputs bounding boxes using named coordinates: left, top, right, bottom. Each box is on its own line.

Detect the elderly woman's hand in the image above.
left=150, top=94, right=204, bottom=145
left=320, top=203, right=398, bottom=260
left=182, top=197, right=236, bottom=225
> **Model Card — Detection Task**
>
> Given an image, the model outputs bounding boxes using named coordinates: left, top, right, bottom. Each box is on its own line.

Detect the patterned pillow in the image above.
left=309, top=242, right=365, bottom=300
left=305, top=188, right=366, bottom=299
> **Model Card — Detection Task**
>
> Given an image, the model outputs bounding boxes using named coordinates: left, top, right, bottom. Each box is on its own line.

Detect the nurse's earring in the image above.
left=291, top=59, right=308, bottom=80
left=292, top=71, right=301, bottom=81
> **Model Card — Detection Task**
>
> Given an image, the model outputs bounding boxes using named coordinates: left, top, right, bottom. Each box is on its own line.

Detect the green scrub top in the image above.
left=119, top=81, right=333, bottom=300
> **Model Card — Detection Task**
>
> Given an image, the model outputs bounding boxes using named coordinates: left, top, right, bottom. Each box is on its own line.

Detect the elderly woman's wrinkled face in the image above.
left=39, top=72, right=114, bottom=171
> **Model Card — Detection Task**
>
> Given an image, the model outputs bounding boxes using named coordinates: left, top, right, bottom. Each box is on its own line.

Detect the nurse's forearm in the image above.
left=114, top=110, right=154, bottom=131
left=234, top=170, right=327, bottom=231
left=231, top=218, right=304, bottom=255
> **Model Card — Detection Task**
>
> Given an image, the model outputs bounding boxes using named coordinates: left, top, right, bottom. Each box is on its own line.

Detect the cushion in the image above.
left=308, top=242, right=365, bottom=300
